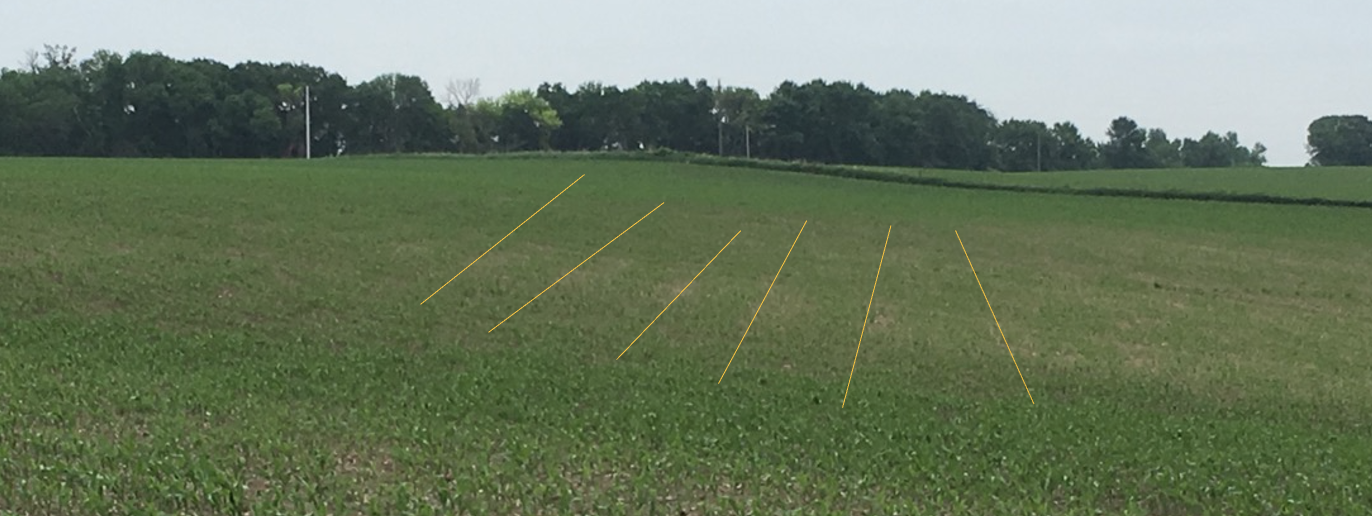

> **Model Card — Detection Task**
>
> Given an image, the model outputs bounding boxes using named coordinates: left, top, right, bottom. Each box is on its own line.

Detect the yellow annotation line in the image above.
left=955, top=230, right=1035, bottom=405
left=842, top=225, right=891, bottom=408
left=488, top=203, right=665, bottom=333
left=420, top=174, right=585, bottom=305
left=618, top=230, right=741, bottom=360
left=718, top=220, right=806, bottom=384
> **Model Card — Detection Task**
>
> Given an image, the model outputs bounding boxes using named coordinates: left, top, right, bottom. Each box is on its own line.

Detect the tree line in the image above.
left=2, top=45, right=1368, bottom=168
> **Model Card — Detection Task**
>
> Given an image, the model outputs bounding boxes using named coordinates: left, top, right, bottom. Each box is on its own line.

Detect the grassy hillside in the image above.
left=417, top=151, right=1372, bottom=205
left=873, top=164, right=1372, bottom=202
left=2, top=157, right=1370, bottom=514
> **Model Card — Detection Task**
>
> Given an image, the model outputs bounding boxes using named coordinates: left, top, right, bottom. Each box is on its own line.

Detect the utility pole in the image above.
left=304, top=85, right=311, bottom=159
left=745, top=125, right=751, bottom=159
left=716, top=79, right=724, bottom=156
left=1035, top=131, right=1041, bottom=171
left=390, top=75, right=398, bottom=153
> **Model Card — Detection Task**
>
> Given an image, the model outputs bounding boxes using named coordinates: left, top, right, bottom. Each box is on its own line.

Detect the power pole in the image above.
left=716, top=79, right=724, bottom=156
left=304, top=85, right=312, bottom=159
left=1035, top=131, right=1042, bottom=171
left=745, top=125, right=751, bottom=159
left=390, top=75, right=398, bottom=153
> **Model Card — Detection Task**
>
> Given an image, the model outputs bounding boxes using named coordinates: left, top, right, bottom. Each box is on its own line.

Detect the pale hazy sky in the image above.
left=5, top=0, right=1369, bottom=166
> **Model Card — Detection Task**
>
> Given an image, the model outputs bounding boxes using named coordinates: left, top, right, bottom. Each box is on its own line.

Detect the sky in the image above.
left=4, top=0, right=1369, bottom=166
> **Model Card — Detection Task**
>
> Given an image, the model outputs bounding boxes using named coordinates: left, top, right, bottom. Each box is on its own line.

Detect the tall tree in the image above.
left=1306, top=115, right=1372, bottom=166
left=1101, top=116, right=1151, bottom=169
left=714, top=86, right=764, bottom=157
left=347, top=74, right=450, bottom=154
left=631, top=79, right=715, bottom=153
left=756, top=80, right=813, bottom=161
left=873, top=89, right=923, bottom=167
left=1179, top=131, right=1264, bottom=168
left=817, top=81, right=882, bottom=165
left=493, top=89, right=562, bottom=151
left=993, top=119, right=1056, bottom=172
left=1051, top=122, right=1099, bottom=170
left=1180, top=132, right=1231, bottom=168
left=907, top=91, right=998, bottom=170
left=1247, top=142, right=1268, bottom=166
left=1144, top=128, right=1182, bottom=168
left=0, top=45, right=84, bottom=155
left=535, top=82, right=576, bottom=150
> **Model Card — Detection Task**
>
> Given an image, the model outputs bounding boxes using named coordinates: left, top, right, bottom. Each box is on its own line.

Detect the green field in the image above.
left=2, top=157, right=1370, bottom=514
left=871, top=164, right=1372, bottom=203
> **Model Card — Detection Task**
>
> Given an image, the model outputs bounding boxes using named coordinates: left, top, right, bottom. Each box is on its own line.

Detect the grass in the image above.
left=869, top=164, right=1372, bottom=203
left=1, top=156, right=1370, bottom=514
left=405, top=150, right=1372, bottom=206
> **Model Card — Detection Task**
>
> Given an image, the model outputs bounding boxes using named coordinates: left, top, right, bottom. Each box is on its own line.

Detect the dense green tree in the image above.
left=0, top=45, right=84, bottom=155
left=1222, top=132, right=1266, bottom=167
left=1306, top=115, right=1372, bottom=166
left=444, top=105, right=484, bottom=153
left=458, top=99, right=497, bottom=151
left=1144, top=129, right=1182, bottom=168
left=907, top=91, right=997, bottom=170
left=1051, top=122, right=1099, bottom=170
left=755, top=80, right=814, bottom=161
left=293, top=68, right=352, bottom=158
left=1101, top=116, right=1151, bottom=169
left=759, top=80, right=890, bottom=165
left=1180, top=131, right=1266, bottom=168
left=1248, top=142, right=1268, bottom=166
left=491, top=89, right=561, bottom=151
left=872, top=89, right=923, bottom=167
left=1180, top=132, right=1231, bottom=168
left=535, top=81, right=641, bottom=151
left=216, top=90, right=281, bottom=157
left=714, top=86, right=764, bottom=157
left=0, top=71, right=20, bottom=154
left=0, top=44, right=1303, bottom=170
left=631, top=79, right=715, bottom=153
left=993, top=119, right=1055, bottom=172
left=590, top=83, right=646, bottom=150
left=819, top=81, right=883, bottom=165
left=535, top=83, right=577, bottom=150
left=346, top=74, right=450, bottom=154
left=116, top=51, right=225, bottom=157
left=71, top=49, right=128, bottom=155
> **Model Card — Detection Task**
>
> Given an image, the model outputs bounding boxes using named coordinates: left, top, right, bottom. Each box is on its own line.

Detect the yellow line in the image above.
left=619, top=231, right=741, bottom=360
left=488, top=203, right=665, bottom=333
left=421, top=174, right=585, bottom=305
left=955, top=230, right=1035, bottom=405
left=718, top=220, right=806, bottom=384
left=843, top=225, right=891, bottom=408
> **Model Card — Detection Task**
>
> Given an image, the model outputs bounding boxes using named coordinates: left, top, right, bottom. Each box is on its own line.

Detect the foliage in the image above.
left=1102, top=116, right=1152, bottom=169
left=993, top=119, right=1055, bottom=172
left=1145, top=129, right=1182, bottom=168
left=0, top=44, right=1352, bottom=170
left=481, top=89, right=562, bottom=152
left=1306, top=115, right=1372, bottom=166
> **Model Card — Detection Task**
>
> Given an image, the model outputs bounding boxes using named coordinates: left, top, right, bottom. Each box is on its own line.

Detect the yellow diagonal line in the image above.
left=719, top=220, right=806, bottom=384
left=421, top=174, right=585, bottom=305
left=488, top=203, right=664, bottom=333
left=618, top=231, right=741, bottom=360
left=843, top=225, right=891, bottom=408
left=956, top=230, right=1035, bottom=405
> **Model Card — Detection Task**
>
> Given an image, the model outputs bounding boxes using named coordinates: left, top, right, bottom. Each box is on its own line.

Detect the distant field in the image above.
left=872, top=164, right=1372, bottom=202
left=2, top=157, right=1370, bottom=514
